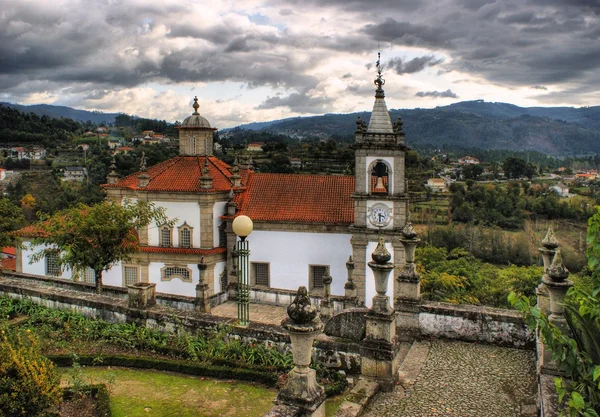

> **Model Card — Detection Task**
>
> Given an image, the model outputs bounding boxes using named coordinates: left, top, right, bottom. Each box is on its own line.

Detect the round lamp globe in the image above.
left=232, top=215, right=253, bottom=238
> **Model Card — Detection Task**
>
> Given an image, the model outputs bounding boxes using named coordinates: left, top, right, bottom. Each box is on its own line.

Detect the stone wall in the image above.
left=418, top=302, right=534, bottom=348
left=0, top=271, right=533, bottom=376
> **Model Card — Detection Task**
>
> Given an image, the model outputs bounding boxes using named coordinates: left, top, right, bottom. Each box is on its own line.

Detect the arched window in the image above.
left=160, top=226, right=172, bottom=247
left=178, top=222, right=193, bottom=248
left=218, top=223, right=227, bottom=247
left=161, top=266, right=192, bottom=282
left=371, top=160, right=390, bottom=195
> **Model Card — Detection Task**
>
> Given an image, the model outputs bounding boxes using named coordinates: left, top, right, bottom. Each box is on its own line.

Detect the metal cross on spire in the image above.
left=374, top=52, right=385, bottom=97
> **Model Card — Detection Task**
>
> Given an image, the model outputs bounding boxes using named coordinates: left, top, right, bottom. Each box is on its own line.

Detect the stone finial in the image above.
left=394, top=118, right=404, bottom=134
left=371, top=236, right=391, bottom=264
left=402, top=221, right=417, bottom=239
left=356, top=116, right=367, bottom=133
left=286, top=286, right=318, bottom=325
left=200, top=158, right=213, bottom=189
left=192, top=96, right=200, bottom=115
left=139, top=151, right=147, bottom=172
left=107, top=156, right=119, bottom=184
left=547, top=250, right=569, bottom=282
left=231, top=157, right=241, bottom=187
left=542, top=227, right=559, bottom=249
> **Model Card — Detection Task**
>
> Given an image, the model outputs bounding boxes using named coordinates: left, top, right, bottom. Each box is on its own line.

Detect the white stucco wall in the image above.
left=21, top=241, right=72, bottom=280
left=149, top=262, right=199, bottom=297
left=364, top=240, right=394, bottom=308
left=213, top=202, right=227, bottom=247
left=247, top=230, right=352, bottom=296
left=147, top=201, right=200, bottom=247
left=102, top=264, right=123, bottom=287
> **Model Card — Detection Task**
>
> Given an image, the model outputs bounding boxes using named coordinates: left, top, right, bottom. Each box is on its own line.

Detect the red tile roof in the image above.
left=2, top=247, right=15, bottom=256
left=231, top=172, right=354, bottom=224
left=140, top=246, right=227, bottom=255
left=1, top=257, right=16, bottom=271
left=12, top=224, right=46, bottom=237
left=104, top=156, right=235, bottom=193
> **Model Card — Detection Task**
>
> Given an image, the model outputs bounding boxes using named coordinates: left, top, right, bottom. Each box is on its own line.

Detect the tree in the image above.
left=462, top=164, right=483, bottom=180
left=510, top=209, right=600, bottom=416
left=502, top=157, right=528, bottom=179
left=0, top=199, right=25, bottom=248
left=30, top=200, right=171, bottom=294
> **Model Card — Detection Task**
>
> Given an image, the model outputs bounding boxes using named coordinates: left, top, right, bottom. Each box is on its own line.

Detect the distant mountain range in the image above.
left=0, top=102, right=120, bottom=125
left=3, top=100, right=600, bottom=156
left=230, top=100, right=600, bottom=157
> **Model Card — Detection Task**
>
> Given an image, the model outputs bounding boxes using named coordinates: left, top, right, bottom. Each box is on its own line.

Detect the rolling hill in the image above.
left=231, top=100, right=600, bottom=157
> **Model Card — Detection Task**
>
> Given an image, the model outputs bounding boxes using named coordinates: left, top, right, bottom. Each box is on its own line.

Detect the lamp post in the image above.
left=232, top=215, right=253, bottom=325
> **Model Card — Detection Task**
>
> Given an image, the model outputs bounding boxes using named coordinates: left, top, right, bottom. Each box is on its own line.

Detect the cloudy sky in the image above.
left=1, top=0, right=599, bottom=128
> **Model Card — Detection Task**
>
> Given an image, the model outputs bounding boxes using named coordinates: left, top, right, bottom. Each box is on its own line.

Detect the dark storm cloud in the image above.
left=415, top=89, right=458, bottom=98
left=361, top=18, right=456, bottom=48
left=256, top=90, right=333, bottom=113
left=386, top=56, right=443, bottom=74
left=359, top=0, right=600, bottom=91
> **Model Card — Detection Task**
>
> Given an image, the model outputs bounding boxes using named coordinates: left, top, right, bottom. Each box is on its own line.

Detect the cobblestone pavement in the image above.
left=363, top=340, right=537, bottom=417
left=211, top=301, right=288, bottom=326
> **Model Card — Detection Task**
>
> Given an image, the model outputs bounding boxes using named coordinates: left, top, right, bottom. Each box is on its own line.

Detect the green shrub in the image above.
left=0, top=329, right=61, bottom=417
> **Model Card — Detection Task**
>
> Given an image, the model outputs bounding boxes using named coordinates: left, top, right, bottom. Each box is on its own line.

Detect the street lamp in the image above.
left=232, top=215, right=253, bottom=325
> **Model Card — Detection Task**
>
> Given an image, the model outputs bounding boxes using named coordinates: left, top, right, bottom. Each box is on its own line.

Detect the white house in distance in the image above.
left=458, top=156, right=480, bottom=165
left=426, top=178, right=447, bottom=193
left=15, top=68, right=410, bottom=307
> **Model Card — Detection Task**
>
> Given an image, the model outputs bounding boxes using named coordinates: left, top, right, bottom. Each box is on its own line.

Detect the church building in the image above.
left=15, top=61, right=410, bottom=307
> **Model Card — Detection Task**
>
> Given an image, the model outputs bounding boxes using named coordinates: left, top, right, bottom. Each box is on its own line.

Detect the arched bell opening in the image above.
left=370, top=160, right=390, bottom=195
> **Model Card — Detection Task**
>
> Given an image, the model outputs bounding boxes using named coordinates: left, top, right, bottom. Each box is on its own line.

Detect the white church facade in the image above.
left=15, top=64, right=410, bottom=307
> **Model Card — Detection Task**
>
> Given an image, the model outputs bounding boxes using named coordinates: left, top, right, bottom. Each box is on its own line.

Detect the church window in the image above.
left=218, top=223, right=227, bottom=247
left=310, top=265, right=328, bottom=291
left=251, top=262, right=270, bottom=287
left=220, top=270, right=228, bottom=292
left=371, top=160, right=389, bottom=195
left=160, top=226, right=172, bottom=247
left=162, top=266, right=192, bottom=282
left=45, top=252, right=60, bottom=277
left=178, top=223, right=193, bottom=248
left=83, top=267, right=95, bottom=284
left=123, top=265, right=139, bottom=286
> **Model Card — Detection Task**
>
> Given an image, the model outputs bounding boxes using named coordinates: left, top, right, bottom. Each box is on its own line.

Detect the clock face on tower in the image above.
left=368, top=203, right=392, bottom=227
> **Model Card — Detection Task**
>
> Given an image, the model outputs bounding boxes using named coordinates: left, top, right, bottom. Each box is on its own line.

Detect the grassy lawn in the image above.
left=60, top=367, right=277, bottom=417
left=60, top=366, right=347, bottom=417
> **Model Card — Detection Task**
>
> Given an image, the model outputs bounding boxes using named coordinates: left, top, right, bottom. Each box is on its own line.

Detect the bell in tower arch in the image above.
left=372, top=161, right=389, bottom=194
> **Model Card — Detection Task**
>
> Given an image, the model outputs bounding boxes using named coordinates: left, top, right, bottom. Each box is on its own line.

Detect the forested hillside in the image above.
left=233, top=101, right=600, bottom=157
left=0, top=105, right=83, bottom=147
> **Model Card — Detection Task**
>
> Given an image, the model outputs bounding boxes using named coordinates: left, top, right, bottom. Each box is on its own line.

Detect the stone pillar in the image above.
left=541, top=250, right=573, bottom=375
left=396, top=222, right=421, bottom=339
left=199, top=201, right=214, bottom=249
left=270, top=287, right=325, bottom=417
left=344, top=256, right=358, bottom=307
left=537, top=227, right=558, bottom=316
left=320, top=270, right=333, bottom=320
left=350, top=234, right=368, bottom=305
left=127, top=282, right=156, bottom=309
left=361, top=236, right=399, bottom=391
left=195, top=258, right=211, bottom=313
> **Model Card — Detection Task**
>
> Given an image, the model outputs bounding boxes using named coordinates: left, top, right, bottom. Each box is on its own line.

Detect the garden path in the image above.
left=362, top=339, right=538, bottom=417
left=211, top=301, right=288, bottom=325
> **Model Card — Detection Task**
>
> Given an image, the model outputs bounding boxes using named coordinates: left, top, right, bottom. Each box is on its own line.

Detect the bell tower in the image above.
left=350, top=53, right=409, bottom=306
